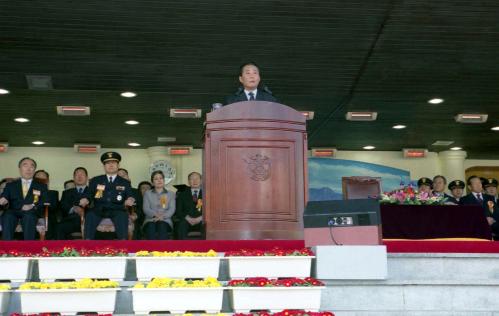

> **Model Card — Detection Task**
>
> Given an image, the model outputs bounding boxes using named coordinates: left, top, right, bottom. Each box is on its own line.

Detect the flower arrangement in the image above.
left=0, top=284, right=11, bottom=290
left=234, top=311, right=334, bottom=316
left=0, top=250, right=33, bottom=257
left=38, top=247, right=127, bottom=257
left=19, top=278, right=119, bottom=290
left=380, top=185, right=446, bottom=205
left=134, top=277, right=221, bottom=288
left=225, top=247, right=314, bottom=257
left=135, top=250, right=217, bottom=257
left=228, top=277, right=323, bottom=287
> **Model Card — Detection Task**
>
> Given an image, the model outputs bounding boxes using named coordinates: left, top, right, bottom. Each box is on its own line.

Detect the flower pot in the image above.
left=0, top=257, right=31, bottom=282
left=134, top=256, right=221, bottom=281
left=229, top=286, right=324, bottom=313
left=130, top=287, right=224, bottom=314
left=18, top=288, right=118, bottom=314
left=0, top=290, right=11, bottom=314
left=227, top=256, right=314, bottom=279
left=37, top=257, right=127, bottom=282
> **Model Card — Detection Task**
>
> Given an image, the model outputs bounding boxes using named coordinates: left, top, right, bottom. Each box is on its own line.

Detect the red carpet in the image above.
left=383, top=240, right=499, bottom=253
left=0, top=240, right=305, bottom=253
left=1, top=240, right=498, bottom=253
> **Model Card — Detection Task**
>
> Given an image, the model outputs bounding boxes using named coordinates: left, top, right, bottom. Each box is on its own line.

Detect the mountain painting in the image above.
left=308, top=158, right=411, bottom=201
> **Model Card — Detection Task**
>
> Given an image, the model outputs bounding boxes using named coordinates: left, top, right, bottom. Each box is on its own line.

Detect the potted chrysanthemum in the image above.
left=17, top=278, right=119, bottom=314
left=36, top=247, right=128, bottom=282
left=0, top=250, right=33, bottom=282
left=228, top=277, right=324, bottom=313
left=130, top=277, right=223, bottom=314
left=134, top=249, right=221, bottom=280
left=225, top=248, right=315, bottom=279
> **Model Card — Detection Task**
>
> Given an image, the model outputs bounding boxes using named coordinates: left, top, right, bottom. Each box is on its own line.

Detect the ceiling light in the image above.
left=128, top=142, right=141, bottom=147
left=346, top=112, right=378, bottom=121
left=168, top=146, right=193, bottom=155
left=392, top=125, right=406, bottom=129
left=432, top=140, right=454, bottom=146
left=121, top=91, right=137, bottom=98
left=455, top=113, right=488, bottom=124
left=403, top=148, right=427, bottom=158
left=450, top=147, right=462, bottom=151
left=169, top=108, right=202, bottom=118
left=428, top=98, right=444, bottom=104
left=157, top=136, right=177, bottom=142
left=57, top=106, right=91, bottom=116
left=32, top=141, right=45, bottom=145
left=311, top=148, right=337, bottom=158
left=363, top=145, right=375, bottom=150
left=14, top=117, right=30, bottom=123
left=491, top=126, right=499, bottom=131
left=125, top=120, right=139, bottom=125
left=74, top=143, right=101, bottom=153
left=0, top=88, right=10, bottom=94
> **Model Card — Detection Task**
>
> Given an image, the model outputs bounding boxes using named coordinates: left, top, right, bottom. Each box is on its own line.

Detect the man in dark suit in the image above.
left=79, top=152, right=135, bottom=240
left=224, top=62, right=278, bottom=105
left=33, top=169, right=59, bottom=239
left=0, top=157, right=48, bottom=240
left=460, top=175, right=498, bottom=237
left=175, top=172, right=203, bottom=239
left=56, top=167, right=89, bottom=239
left=445, top=180, right=465, bottom=205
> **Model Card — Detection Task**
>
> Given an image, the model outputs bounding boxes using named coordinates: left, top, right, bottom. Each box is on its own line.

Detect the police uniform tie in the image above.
left=248, top=92, right=255, bottom=101
left=192, top=190, right=198, bottom=203
left=22, top=181, right=29, bottom=198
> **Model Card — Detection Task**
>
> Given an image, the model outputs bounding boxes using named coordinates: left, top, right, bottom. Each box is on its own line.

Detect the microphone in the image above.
left=261, top=85, right=273, bottom=95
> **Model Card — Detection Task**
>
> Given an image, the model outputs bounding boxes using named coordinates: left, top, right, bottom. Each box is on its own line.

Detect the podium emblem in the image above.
left=244, top=154, right=271, bottom=181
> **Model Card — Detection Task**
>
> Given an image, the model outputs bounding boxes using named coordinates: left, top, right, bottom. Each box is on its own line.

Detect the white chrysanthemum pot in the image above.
left=229, top=286, right=324, bottom=313
left=134, top=256, right=221, bottom=281
left=0, top=290, right=11, bottom=314
left=0, top=257, right=31, bottom=282
left=130, top=287, right=224, bottom=314
left=227, top=256, right=314, bottom=279
left=18, top=288, right=119, bottom=315
left=37, top=257, right=127, bottom=282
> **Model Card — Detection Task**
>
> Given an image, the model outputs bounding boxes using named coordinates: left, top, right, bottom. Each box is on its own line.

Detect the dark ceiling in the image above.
left=1, top=0, right=499, bottom=158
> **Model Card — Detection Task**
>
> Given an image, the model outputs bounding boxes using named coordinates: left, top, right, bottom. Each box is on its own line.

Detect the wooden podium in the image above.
left=204, top=101, right=308, bottom=239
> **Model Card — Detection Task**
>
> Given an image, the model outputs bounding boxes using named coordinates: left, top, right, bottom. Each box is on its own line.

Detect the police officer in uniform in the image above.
left=79, top=152, right=135, bottom=240
left=483, top=178, right=498, bottom=203
left=417, top=177, right=433, bottom=194
left=445, top=180, right=465, bottom=205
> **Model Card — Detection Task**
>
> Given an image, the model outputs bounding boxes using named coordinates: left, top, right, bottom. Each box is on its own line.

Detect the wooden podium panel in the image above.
left=204, top=101, right=307, bottom=239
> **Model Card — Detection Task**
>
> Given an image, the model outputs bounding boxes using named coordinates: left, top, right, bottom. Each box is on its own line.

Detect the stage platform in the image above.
left=2, top=240, right=499, bottom=315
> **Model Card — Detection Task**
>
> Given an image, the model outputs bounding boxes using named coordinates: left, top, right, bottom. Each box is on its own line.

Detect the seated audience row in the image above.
left=0, top=152, right=203, bottom=240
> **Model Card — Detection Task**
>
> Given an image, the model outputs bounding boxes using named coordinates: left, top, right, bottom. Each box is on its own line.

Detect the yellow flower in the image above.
left=0, top=284, right=11, bottom=290
left=140, top=277, right=221, bottom=288
left=19, top=279, right=119, bottom=290
left=135, top=249, right=218, bottom=257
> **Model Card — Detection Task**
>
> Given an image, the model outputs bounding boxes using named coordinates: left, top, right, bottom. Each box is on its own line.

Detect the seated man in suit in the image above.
left=56, top=167, right=89, bottom=239
left=79, top=152, right=135, bottom=240
left=445, top=180, right=465, bottom=205
left=176, top=172, right=203, bottom=239
left=224, top=61, right=278, bottom=105
left=460, top=175, right=498, bottom=236
left=483, top=178, right=498, bottom=203
left=33, top=169, right=59, bottom=239
left=432, top=175, right=447, bottom=197
left=0, top=157, right=48, bottom=240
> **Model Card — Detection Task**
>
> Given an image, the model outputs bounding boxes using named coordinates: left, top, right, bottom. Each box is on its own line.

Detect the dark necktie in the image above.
left=248, top=92, right=255, bottom=101
left=192, top=190, right=198, bottom=203
left=78, top=187, right=83, bottom=194
left=477, top=193, right=483, bottom=203
left=109, top=176, right=113, bottom=184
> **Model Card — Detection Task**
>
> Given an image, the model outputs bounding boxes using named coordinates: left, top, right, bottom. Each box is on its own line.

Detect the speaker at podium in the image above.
left=303, top=199, right=382, bottom=246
